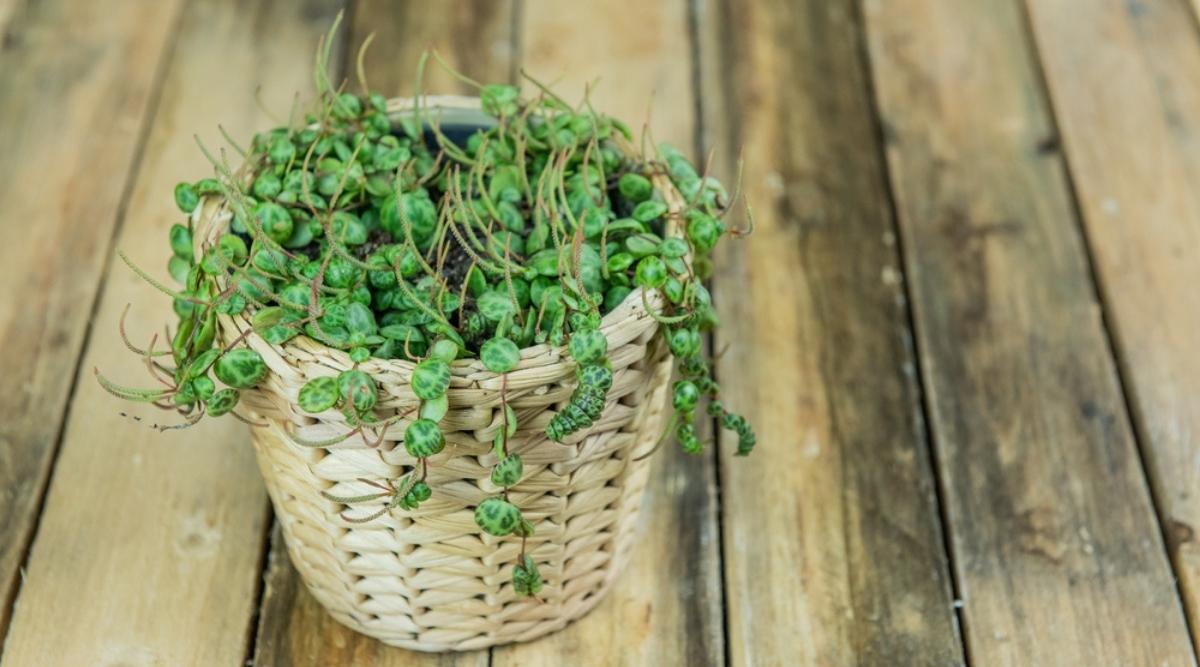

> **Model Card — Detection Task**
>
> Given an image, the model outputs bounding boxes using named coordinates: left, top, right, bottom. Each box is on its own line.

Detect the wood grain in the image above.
left=0, top=1, right=343, bottom=664
left=0, top=0, right=183, bottom=639
left=861, top=0, right=1196, bottom=663
left=349, top=0, right=516, bottom=99
left=490, top=2, right=725, bottom=665
left=251, top=2, right=513, bottom=663
left=1024, top=0, right=1200, bottom=644
left=518, top=0, right=694, bottom=151
left=697, top=0, right=964, bottom=664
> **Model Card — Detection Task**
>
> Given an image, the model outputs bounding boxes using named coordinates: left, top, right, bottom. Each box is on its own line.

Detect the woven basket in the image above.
left=193, top=96, right=678, bottom=651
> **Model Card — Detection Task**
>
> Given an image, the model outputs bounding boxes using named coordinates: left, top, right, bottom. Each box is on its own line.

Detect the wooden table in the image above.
left=2, top=0, right=1199, bottom=664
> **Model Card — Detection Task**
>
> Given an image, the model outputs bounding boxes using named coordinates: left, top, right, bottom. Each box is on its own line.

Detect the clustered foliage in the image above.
left=100, top=24, right=754, bottom=598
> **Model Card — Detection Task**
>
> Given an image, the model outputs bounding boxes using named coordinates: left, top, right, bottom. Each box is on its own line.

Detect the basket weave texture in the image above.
left=195, top=97, right=677, bottom=651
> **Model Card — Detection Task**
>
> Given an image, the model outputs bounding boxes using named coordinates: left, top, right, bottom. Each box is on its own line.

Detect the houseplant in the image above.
left=99, top=19, right=754, bottom=651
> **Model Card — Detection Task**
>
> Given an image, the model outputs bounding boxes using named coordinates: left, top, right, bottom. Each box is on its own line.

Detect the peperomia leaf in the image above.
left=568, top=330, right=608, bottom=365
left=474, top=497, right=521, bottom=536
left=477, top=291, right=516, bottom=322
left=404, top=418, right=445, bottom=458
left=298, top=376, right=338, bottom=413
left=480, top=337, right=520, bottom=374
left=214, top=348, right=267, bottom=389
left=490, top=454, right=523, bottom=488
left=411, top=358, right=451, bottom=401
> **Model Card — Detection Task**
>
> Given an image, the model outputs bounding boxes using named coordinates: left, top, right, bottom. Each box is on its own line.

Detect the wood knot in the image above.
left=1016, top=507, right=1064, bottom=564
left=1167, top=518, right=1195, bottom=553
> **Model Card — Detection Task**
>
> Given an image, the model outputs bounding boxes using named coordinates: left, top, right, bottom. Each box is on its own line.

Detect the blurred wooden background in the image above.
left=3, top=0, right=1200, bottom=664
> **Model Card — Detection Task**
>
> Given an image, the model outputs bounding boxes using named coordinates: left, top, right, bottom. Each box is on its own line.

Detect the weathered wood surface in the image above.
left=697, top=0, right=964, bottom=664
left=0, top=0, right=342, bottom=664
left=350, top=0, right=515, bottom=99
left=861, top=0, right=1196, bottom=663
left=0, top=0, right=183, bottom=639
left=251, top=2, right=513, bottom=664
left=494, top=1, right=724, bottom=665
left=1024, top=0, right=1200, bottom=644
left=6, top=0, right=1200, bottom=663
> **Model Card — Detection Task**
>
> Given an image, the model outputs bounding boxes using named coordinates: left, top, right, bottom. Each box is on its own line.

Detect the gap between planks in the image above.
left=0, top=0, right=188, bottom=646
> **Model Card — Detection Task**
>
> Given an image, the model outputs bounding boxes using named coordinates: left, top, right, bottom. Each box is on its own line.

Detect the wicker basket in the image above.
left=193, top=96, right=678, bottom=651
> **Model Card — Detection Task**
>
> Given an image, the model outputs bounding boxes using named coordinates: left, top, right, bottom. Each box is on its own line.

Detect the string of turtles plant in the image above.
left=98, top=18, right=754, bottom=598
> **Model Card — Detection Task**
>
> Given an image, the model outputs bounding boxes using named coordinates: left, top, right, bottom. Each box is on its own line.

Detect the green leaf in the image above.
left=404, top=418, right=445, bottom=458
left=185, top=349, right=221, bottom=379
left=251, top=307, right=287, bottom=331
left=411, top=359, right=451, bottom=400
left=206, top=388, right=240, bottom=417
left=568, top=330, right=608, bottom=365
left=477, top=291, right=517, bottom=322
left=512, top=554, right=543, bottom=596
left=480, top=337, right=520, bottom=374
left=659, top=237, right=689, bottom=259
left=635, top=255, right=667, bottom=289
left=167, top=255, right=190, bottom=284
left=169, top=224, right=193, bottom=260
left=337, top=369, right=378, bottom=415
left=618, top=172, right=653, bottom=203
left=632, top=200, right=668, bottom=223
left=490, top=454, right=523, bottom=487
left=298, top=376, right=339, bottom=413
left=345, top=302, right=378, bottom=337
left=214, top=348, right=267, bottom=389
left=577, top=364, right=613, bottom=391
left=254, top=202, right=294, bottom=244
left=428, top=338, right=459, bottom=363
left=481, top=84, right=520, bottom=117
left=686, top=210, right=723, bottom=253
left=174, top=182, right=200, bottom=214
left=473, top=497, right=521, bottom=536
left=419, top=394, right=449, bottom=422
left=673, top=380, right=700, bottom=411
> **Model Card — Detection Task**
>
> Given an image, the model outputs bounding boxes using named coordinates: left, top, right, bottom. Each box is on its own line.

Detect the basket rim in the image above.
left=193, top=94, right=684, bottom=378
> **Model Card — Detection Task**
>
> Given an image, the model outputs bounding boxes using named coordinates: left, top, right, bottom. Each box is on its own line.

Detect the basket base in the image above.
left=313, top=566, right=618, bottom=652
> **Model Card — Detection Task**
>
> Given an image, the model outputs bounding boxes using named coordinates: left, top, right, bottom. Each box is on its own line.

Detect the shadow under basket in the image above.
left=194, top=96, right=678, bottom=651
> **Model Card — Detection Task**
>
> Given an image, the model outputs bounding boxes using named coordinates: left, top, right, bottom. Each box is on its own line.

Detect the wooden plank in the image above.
left=516, top=0, right=695, bottom=148
left=0, top=0, right=183, bottom=639
left=350, top=0, right=516, bottom=98
left=861, top=0, right=1196, bottom=663
left=1024, top=0, right=1200, bottom=644
left=250, top=2, right=513, bottom=664
left=696, top=0, right=964, bottom=664
left=0, top=1, right=344, bottom=664
left=490, top=2, right=725, bottom=665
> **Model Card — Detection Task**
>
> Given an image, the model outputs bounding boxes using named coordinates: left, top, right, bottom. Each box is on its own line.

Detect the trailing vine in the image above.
left=100, top=17, right=754, bottom=597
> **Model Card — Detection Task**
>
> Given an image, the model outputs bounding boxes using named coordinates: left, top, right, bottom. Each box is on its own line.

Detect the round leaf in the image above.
left=337, top=369, right=378, bottom=415
left=568, top=330, right=608, bottom=365
left=298, top=376, right=338, bottom=413
left=174, top=182, right=199, bottom=214
left=474, top=497, right=521, bottom=536
left=419, top=394, right=449, bottom=422
left=214, top=348, right=267, bottom=389
left=411, top=359, right=451, bottom=400
left=477, top=291, right=516, bottom=322
left=428, top=338, right=459, bottom=363
left=404, top=418, right=445, bottom=458
left=206, top=388, right=240, bottom=417
left=481, top=337, right=520, bottom=374
left=490, top=454, right=524, bottom=488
